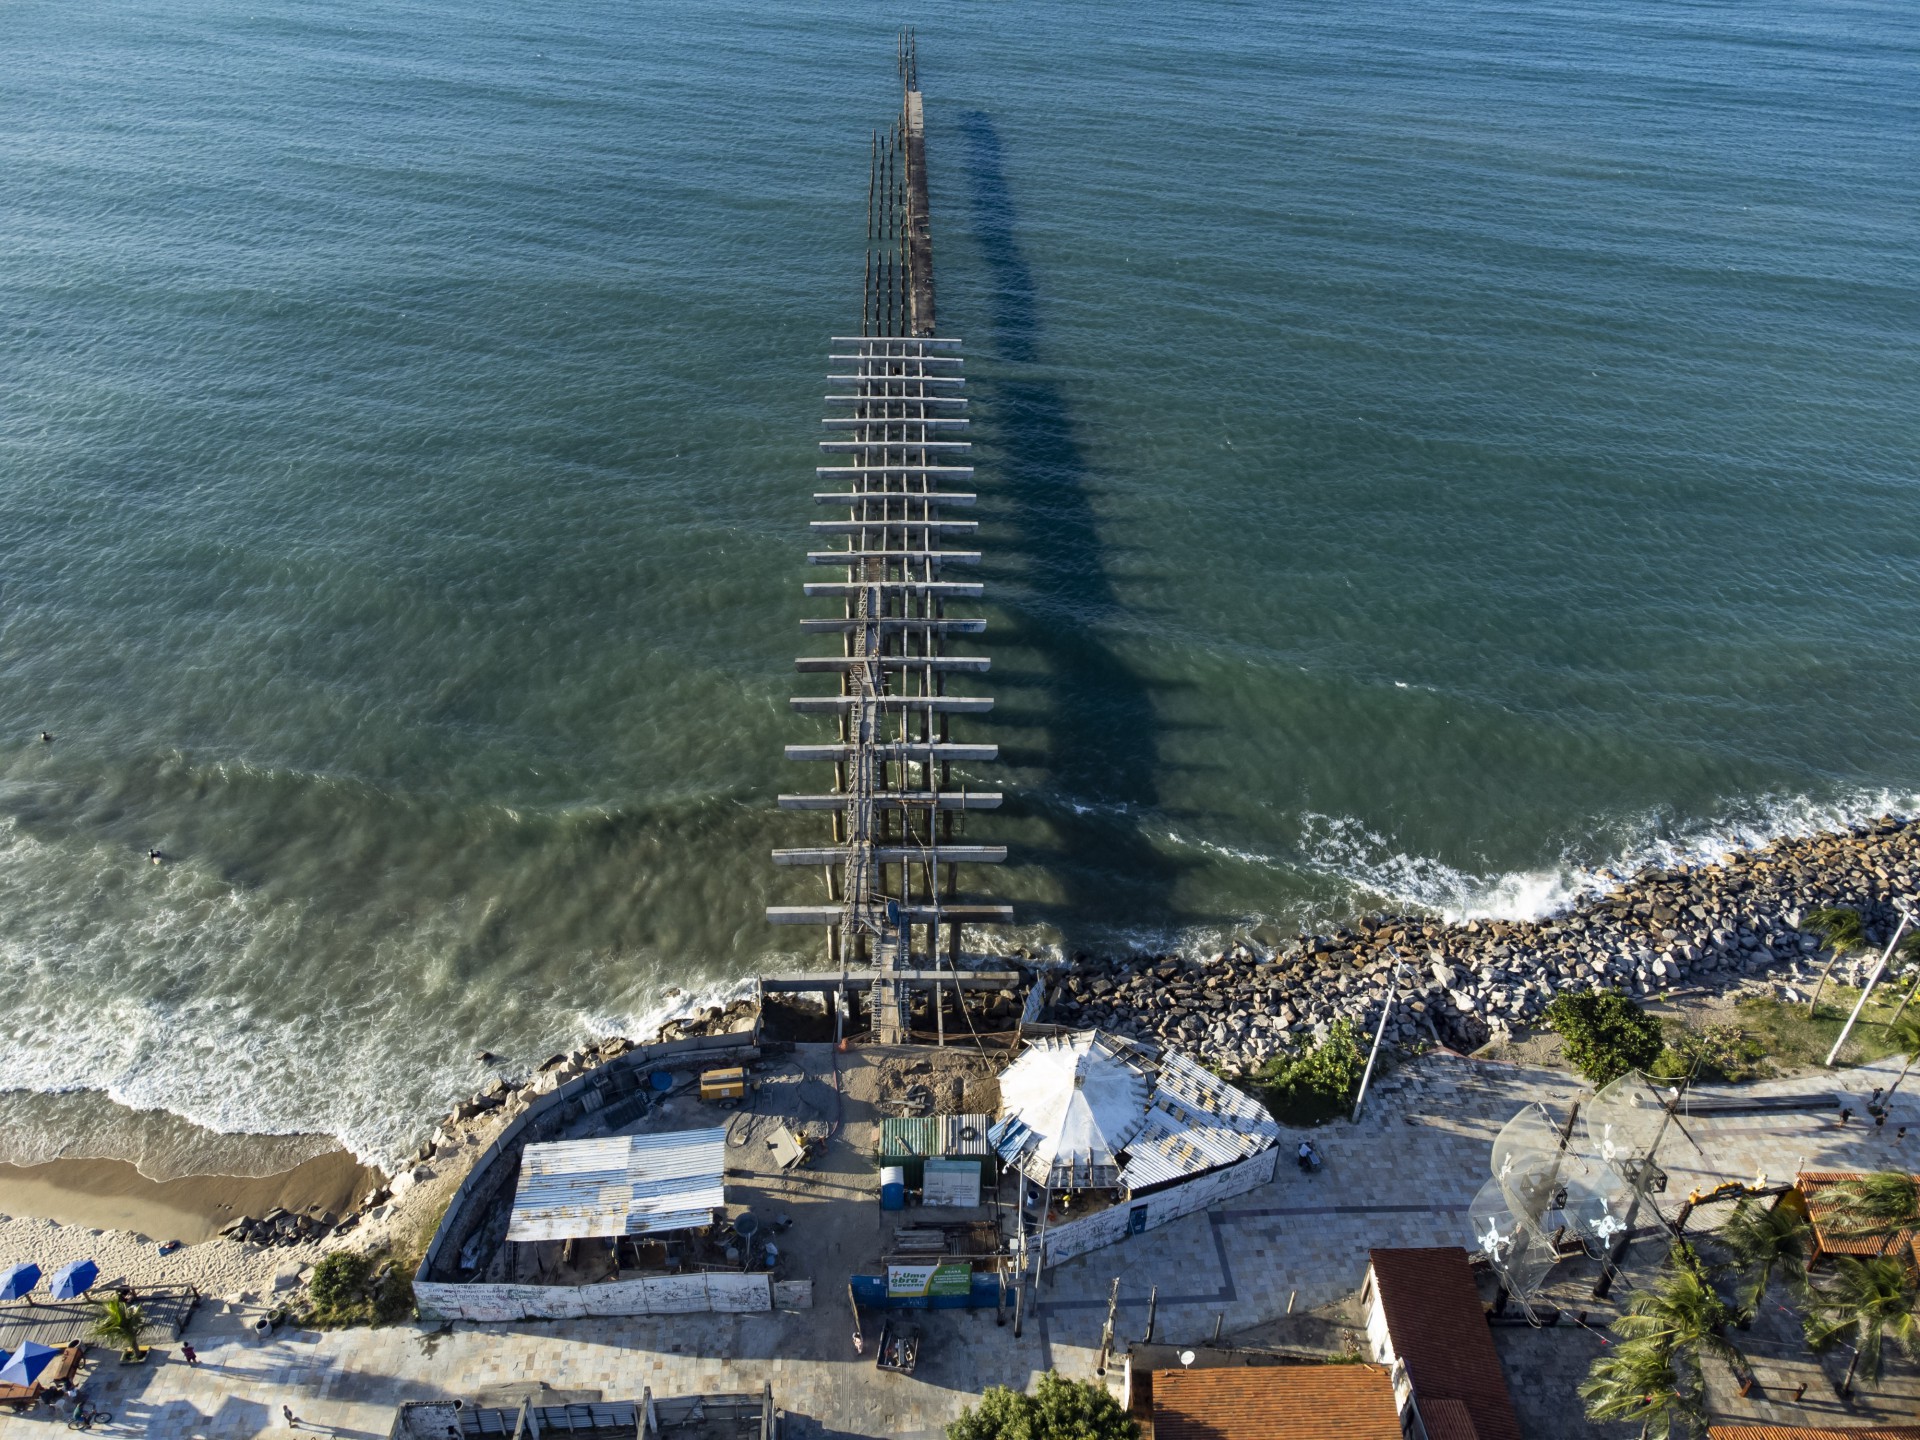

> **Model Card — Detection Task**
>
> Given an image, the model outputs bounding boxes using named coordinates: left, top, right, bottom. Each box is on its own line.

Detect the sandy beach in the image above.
left=0, top=1148, right=383, bottom=1311
left=0, top=1148, right=377, bottom=1245
left=0, top=1080, right=529, bottom=1309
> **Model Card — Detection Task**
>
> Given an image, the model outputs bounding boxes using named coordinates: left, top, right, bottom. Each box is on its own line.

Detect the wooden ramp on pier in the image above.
left=767, top=33, right=1011, bottom=1044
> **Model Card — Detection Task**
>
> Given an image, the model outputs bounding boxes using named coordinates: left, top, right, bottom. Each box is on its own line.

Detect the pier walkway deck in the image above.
left=767, top=35, right=1010, bottom=1043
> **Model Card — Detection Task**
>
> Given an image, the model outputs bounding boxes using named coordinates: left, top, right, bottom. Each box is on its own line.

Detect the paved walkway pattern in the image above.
left=8, top=1051, right=1916, bottom=1440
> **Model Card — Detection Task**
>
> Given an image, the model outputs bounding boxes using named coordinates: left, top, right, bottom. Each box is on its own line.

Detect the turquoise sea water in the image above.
left=2, top=0, right=1916, bottom=1170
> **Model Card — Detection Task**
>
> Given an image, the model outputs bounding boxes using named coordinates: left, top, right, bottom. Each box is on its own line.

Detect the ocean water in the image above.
left=2, top=0, right=1916, bottom=1173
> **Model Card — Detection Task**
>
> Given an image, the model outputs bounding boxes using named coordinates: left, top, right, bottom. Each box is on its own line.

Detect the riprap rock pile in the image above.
left=1041, top=816, right=1919, bottom=1073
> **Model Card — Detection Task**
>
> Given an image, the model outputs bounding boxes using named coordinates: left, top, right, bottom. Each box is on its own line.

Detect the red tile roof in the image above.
left=1420, top=1398, right=1484, bottom=1440
left=1368, top=1247, right=1521, bottom=1440
left=1151, top=1365, right=1401, bottom=1440
left=1708, top=1428, right=1920, bottom=1440
left=1796, top=1173, right=1920, bottom=1262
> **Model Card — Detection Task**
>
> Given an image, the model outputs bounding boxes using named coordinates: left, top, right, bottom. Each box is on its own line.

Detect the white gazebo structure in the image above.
left=991, top=1030, right=1281, bottom=1271
left=991, top=1031, right=1152, bottom=1189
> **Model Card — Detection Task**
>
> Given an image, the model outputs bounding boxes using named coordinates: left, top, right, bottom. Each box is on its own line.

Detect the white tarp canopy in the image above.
left=992, top=1032, right=1151, bottom=1189
left=506, top=1128, right=726, bottom=1242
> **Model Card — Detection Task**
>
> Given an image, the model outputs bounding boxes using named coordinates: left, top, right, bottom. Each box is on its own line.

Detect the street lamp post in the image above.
left=1352, top=952, right=1411, bottom=1122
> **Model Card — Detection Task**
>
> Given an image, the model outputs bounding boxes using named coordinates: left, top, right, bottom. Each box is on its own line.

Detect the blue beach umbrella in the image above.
left=0, top=1340, right=60, bottom=1386
left=49, top=1259, right=99, bottom=1301
left=0, top=1262, right=39, bottom=1301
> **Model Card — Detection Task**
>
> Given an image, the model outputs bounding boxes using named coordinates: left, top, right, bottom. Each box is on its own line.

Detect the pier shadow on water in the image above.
left=955, top=110, right=1188, bottom=950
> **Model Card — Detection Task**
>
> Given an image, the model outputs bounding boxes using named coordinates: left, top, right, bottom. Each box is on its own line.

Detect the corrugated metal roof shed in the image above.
left=878, top=1117, right=940, bottom=1186
left=939, top=1114, right=993, bottom=1158
left=1120, top=1050, right=1280, bottom=1191
left=878, top=1116, right=940, bottom=1159
left=505, top=1128, right=726, bottom=1242
left=879, top=1116, right=993, bottom=1169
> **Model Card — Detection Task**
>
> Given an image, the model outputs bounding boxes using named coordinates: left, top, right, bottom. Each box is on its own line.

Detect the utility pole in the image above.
left=1096, top=1277, right=1120, bottom=1375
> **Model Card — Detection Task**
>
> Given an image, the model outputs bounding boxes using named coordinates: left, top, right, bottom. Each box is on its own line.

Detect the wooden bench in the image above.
left=46, top=1344, right=86, bottom=1391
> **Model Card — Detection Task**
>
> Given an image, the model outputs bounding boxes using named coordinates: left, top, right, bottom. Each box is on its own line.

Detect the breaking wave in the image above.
left=3, top=785, right=1914, bottom=1178
left=1294, top=786, right=1920, bottom=924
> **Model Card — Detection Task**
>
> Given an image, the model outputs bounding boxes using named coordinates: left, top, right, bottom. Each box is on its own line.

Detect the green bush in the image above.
left=304, top=1246, right=416, bottom=1328
left=1250, top=1019, right=1366, bottom=1124
left=373, top=1263, right=418, bottom=1324
left=1651, top=1021, right=1769, bottom=1083
left=1545, top=989, right=1664, bottom=1086
left=947, top=1371, right=1138, bottom=1440
left=309, top=1251, right=372, bottom=1312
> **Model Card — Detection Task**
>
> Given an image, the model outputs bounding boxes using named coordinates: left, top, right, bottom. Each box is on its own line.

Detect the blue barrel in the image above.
left=880, top=1165, right=906, bottom=1211
left=649, top=1071, right=674, bottom=1093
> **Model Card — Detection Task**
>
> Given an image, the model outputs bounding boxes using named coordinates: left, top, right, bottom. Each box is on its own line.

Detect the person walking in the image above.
left=181, top=1341, right=197, bottom=1366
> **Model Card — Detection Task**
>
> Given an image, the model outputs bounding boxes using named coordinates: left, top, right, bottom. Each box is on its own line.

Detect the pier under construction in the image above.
left=766, top=35, right=1013, bottom=1043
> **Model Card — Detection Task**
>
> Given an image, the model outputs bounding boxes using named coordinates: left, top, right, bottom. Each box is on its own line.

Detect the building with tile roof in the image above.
left=1150, top=1365, right=1401, bottom=1440
left=1363, top=1247, right=1522, bottom=1440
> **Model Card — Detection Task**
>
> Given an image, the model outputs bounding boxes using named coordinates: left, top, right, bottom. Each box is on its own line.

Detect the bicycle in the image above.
left=68, top=1402, right=112, bottom=1430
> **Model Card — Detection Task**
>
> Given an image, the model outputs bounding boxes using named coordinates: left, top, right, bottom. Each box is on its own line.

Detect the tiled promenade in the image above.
left=6, top=1051, right=1913, bottom=1440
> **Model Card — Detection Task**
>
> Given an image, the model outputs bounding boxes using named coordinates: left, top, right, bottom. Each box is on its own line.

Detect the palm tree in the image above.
left=1805, top=1255, right=1920, bottom=1397
left=1822, top=1171, right=1920, bottom=1250
left=1877, top=1012, right=1920, bottom=1106
left=1610, top=1247, right=1747, bottom=1398
left=1884, top=931, right=1920, bottom=1027
left=1716, top=1195, right=1811, bottom=1313
left=1578, top=1339, right=1699, bottom=1440
left=89, top=1294, right=147, bottom=1360
left=1800, top=906, right=1867, bottom=1017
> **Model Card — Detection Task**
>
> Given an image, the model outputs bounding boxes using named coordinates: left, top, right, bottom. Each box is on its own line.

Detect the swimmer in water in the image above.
left=40, top=732, right=53, bottom=743
left=148, top=849, right=163, bottom=865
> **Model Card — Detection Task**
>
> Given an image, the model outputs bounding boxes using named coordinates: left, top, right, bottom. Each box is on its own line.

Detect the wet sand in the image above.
left=0, top=1148, right=378, bottom=1245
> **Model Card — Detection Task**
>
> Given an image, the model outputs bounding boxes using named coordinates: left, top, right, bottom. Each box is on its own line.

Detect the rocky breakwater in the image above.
left=1044, top=816, right=1920, bottom=1074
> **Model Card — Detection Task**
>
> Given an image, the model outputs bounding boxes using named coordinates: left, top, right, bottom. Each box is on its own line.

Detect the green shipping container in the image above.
left=877, top=1116, right=940, bottom=1187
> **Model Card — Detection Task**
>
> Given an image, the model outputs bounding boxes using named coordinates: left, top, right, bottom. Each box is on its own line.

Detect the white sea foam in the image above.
left=571, top=974, right=760, bottom=1051
left=0, top=1090, right=337, bottom=1182
left=1292, top=786, right=1920, bottom=924
left=3, top=786, right=1915, bottom=1178
left=0, top=813, right=752, bottom=1177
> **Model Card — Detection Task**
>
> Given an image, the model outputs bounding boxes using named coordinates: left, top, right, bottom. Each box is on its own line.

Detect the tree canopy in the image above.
left=1805, top=1255, right=1920, bottom=1396
left=946, top=1372, right=1138, bottom=1440
left=1545, top=989, right=1664, bottom=1086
